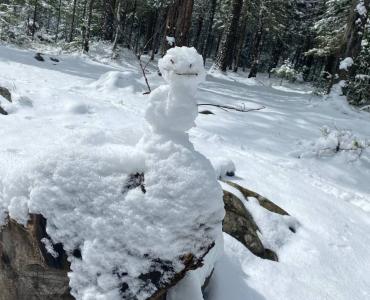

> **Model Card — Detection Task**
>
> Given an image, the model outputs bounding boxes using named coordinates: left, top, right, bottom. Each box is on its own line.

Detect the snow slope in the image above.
left=1, top=44, right=370, bottom=300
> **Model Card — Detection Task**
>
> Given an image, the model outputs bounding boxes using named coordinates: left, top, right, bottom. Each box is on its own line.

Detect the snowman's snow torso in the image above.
left=145, top=83, right=198, bottom=135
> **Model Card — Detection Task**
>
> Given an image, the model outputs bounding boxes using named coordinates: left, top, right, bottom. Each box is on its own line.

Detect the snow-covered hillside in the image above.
left=1, top=44, right=370, bottom=300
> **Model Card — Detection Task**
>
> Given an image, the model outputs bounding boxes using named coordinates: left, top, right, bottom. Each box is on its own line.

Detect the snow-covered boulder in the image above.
left=0, top=87, right=11, bottom=115
left=0, top=215, right=72, bottom=300
left=220, top=181, right=298, bottom=262
left=0, top=86, right=12, bottom=102
left=0, top=47, right=224, bottom=300
left=212, top=158, right=236, bottom=179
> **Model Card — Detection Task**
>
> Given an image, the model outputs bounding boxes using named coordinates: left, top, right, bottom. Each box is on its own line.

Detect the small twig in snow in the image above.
left=138, top=55, right=151, bottom=95
left=197, top=103, right=266, bottom=112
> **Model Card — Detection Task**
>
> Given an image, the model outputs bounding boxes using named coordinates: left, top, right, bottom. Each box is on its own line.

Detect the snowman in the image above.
left=139, top=47, right=225, bottom=299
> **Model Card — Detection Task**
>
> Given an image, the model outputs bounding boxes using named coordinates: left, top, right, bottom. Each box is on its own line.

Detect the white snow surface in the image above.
left=1, top=44, right=370, bottom=300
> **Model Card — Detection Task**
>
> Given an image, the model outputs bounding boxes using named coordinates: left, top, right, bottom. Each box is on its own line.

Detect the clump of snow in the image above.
left=211, top=158, right=236, bottom=179
left=166, top=36, right=176, bottom=46
left=339, top=57, right=354, bottom=71
left=41, top=237, right=59, bottom=258
left=356, top=1, right=367, bottom=16
left=0, top=46, right=224, bottom=300
left=65, top=102, right=91, bottom=114
left=89, top=70, right=144, bottom=93
left=16, top=96, right=33, bottom=107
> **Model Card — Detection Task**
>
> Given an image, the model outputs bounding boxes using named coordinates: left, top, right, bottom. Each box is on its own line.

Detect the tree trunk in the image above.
left=83, top=0, right=95, bottom=53
left=193, top=15, right=204, bottom=50
left=215, top=0, right=244, bottom=72
left=337, top=0, right=370, bottom=80
left=233, top=7, right=248, bottom=72
left=201, top=0, right=217, bottom=60
left=268, top=39, right=283, bottom=73
left=248, top=7, right=264, bottom=78
left=102, top=0, right=116, bottom=41
left=54, top=0, right=62, bottom=42
left=127, top=0, right=137, bottom=48
left=31, top=0, right=38, bottom=40
left=112, top=0, right=126, bottom=52
left=68, top=0, right=78, bottom=42
left=162, top=0, right=194, bottom=51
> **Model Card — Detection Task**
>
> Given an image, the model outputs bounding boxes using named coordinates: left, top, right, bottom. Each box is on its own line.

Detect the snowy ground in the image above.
left=1, top=44, right=370, bottom=300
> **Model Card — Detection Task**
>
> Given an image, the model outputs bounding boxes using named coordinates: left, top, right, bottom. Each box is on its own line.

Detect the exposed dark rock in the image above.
left=50, top=57, right=60, bottom=63
left=222, top=190, right=265, bottom=256
left=0, top=215, right=72, bottom=300
left=222, top=190, right=278, bottom=261
left=199, top=110, right=215, bottom=115
left=225, top=171, right=235, bottom=177
left=34, top=53, right=45, bottom=62
left=122, top=172, right=146, bottom=194
left=1, top=214, right=215, bottom=300
left=0, top=106, right=8, bottom=115
left=225, top=181, right=290, bottom=216
left=0, top=87, right=12, bottom=102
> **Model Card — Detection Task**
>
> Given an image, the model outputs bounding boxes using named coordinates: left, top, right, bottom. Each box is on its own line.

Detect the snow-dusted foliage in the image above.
left=293, top=126, right=370, bottom=161
left=271, top=60, right=300, bottom=82
left=0, top=46, right=224, bottom=300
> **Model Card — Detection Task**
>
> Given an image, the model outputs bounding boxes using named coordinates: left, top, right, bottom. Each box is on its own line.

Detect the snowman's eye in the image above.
left=170, top=59, right=175, bottom=64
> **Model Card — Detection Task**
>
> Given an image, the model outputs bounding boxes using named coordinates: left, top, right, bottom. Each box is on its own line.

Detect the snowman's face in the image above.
left=158, top=47, right=205, bottom=85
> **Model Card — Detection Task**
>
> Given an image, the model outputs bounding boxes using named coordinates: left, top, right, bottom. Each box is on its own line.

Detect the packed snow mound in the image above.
left=339, top=57, right=354, bottom=71
left=1, top=140, right=224, bottom=299
left=89, top=71, right=144, bottom=93
left=211, top=158, right=236, bottom=179
left=65, top=102, right=91, bottom=114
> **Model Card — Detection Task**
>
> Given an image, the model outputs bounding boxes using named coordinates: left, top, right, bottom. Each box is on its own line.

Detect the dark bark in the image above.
left=233, top=9, right=248, bottom=72
left=193, top=15, right=204, bottom=50
left=102, top=0, right=117, bottom=41
left=112, top=0, right=127, bottom=52
left=248, top=8, right=264, bottom=78
left=215, top=0, right=244, bottom=72
left=202, top=0, right=217, bottom=60
left=83, top=0, right=95, bottom=53
left=268, top=39, right=284, bottom=73
left=68, top=0, right=78, bottom=42
left=31, top=0, right=38, bottom=40
left=127, top=0, right=137, bottom=48
left=54, top=0, right=62, bottom=42
left=337, top=0, right=370, bottom=81
left=162, top=0, right=194, bottom=51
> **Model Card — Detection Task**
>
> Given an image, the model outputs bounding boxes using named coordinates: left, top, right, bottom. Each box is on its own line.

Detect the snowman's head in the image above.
left=158, top=47, right=206, bottom=86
